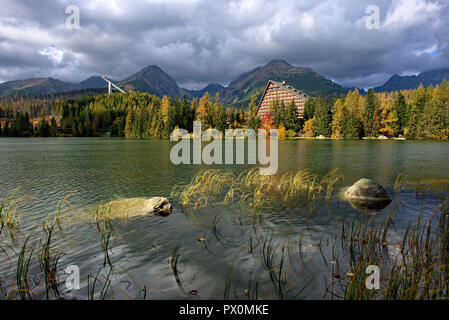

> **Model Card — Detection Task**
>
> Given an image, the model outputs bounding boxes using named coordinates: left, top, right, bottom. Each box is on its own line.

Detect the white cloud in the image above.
left=384, top=0, right=444, bottom=30
left=300, top=12, right=316, bottom=32
left=39, top=46, right=65, bottom=65
left=416, top=44, right=439, bottom=56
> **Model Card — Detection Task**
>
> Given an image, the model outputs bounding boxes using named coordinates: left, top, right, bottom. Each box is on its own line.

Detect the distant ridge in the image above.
left=374, top=69, right=449, bottom=92
left=181, top=83, right=225, bottom=99
left=0, top=76, right=108, bottom=97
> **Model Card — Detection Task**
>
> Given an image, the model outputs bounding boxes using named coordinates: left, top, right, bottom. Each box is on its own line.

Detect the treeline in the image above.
left=0, top=88, right=108, bottom=118
left=297, top=80, right=449, bottom=140
left=0, top=81, right=447, bottom=140
left=47, top=92, right=247, bottom=138
left=0, top=112, right=58, bottom=137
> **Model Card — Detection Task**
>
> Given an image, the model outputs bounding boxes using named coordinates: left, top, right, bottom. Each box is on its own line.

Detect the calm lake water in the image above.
left=0, top=138, right=448, bottom=299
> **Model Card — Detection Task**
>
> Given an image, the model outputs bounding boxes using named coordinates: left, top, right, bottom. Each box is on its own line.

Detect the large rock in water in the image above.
left=344, top=179, right=392, bottom=211
left=97, top=197, right=173, bottom=219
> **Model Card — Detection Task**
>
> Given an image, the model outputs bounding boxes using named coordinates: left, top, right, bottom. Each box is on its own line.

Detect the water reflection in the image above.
left=346, top=197, right=392, bottom=212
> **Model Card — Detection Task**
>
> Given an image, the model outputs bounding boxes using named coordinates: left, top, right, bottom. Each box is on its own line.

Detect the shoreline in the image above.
left=1, top=136, right=448, bottom=141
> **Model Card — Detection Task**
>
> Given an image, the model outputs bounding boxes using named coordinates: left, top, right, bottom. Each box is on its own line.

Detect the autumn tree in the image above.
left=331, top=98, right=345, bottom=138
left=303, top=117, right=315, bottom=137
left=197, top=92, right=213, bottom=129
left=378, top=93, right=396, bottom=137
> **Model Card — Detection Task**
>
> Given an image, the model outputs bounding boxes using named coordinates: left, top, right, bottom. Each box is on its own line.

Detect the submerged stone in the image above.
left=344, top=178, right=392, bottom=211
left=98, top=197, right=173, bottom=219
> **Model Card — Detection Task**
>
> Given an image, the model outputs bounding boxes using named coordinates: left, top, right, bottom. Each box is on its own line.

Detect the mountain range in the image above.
left=0, top=76, right=109, bottom=97
left=1, top=60, right=448, bottom=106
left=374, top=69, right=449, bottom=92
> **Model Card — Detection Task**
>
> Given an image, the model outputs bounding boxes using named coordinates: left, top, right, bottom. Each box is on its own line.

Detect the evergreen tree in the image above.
left=406, top=104, right=420, bottom=140
left=303, top=99, right=315, bottom=121
left=364, top=89, right=379, bottom=137
left=216, top=104, right=227, bottom=133
left=270, top=99, right=283, bottom=127
left=49, top=117, right=58, bottom=137
left=38, top=119, right=50, bottom=137
left=392, top=92, right=408, bottom=135
left=3, top=120, right=9, bottom=137
left=313, top=98, right=332, bottom=137
left=84, top=114, right=93, bottom=137
left=180, top=96, right=193, bottom=132
left=343, top=112, right=363, bottom=139
left=284, top=100, right=300, bottom=131
left=247, top=96, right=260, bottom=131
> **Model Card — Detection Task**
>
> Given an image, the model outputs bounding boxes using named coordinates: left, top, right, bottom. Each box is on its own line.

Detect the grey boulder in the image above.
left=344, top=178, right=392, bottom=211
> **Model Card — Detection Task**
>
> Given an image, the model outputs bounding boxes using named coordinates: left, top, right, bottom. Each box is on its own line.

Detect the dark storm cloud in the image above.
left=0, top=0, right=448, bottom=89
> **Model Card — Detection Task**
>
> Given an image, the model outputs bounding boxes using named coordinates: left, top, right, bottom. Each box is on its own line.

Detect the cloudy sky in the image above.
left=0, top=0, right=448, bottom=89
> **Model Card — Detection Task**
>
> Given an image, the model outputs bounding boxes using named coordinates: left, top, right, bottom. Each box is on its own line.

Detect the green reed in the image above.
left=0, top=189, right=21, bottom=240
left=169, top=246, right=196, bottom=295
left=260, top=235, right=308, bottom=300
left=15, top=236, right=35, bottom=300
left=330, top=195, right=449, bottom=300
left=38, top=219, right=63, bottom=299
left=88, top=266, right=113, bottom=300
left=94, top=202, right=115, bottom=268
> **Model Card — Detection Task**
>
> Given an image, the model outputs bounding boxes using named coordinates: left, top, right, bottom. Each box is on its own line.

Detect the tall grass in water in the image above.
left=0, top=189, right=21, bottom=239
left=94, top=202, right=115, bottom=268
left=87, top=265, right=148, bottom=300
left=88, top=267, right=113, bottom=300
left=169, top=246, right=198, bottom=296
left=15, top=236, right=35, bottom=300
left=38, top=219, right=63, bottom=299
left=1, top=194, right=151, bottom=300
left=171, top=170, right=235, bottom=208
left=260, top=235, right=309, bottom=299
left=171, top=168, right=343, bottom=214
left=331, top=196, right=449, bottom=300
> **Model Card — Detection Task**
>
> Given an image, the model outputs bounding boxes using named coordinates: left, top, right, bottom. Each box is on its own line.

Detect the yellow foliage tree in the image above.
left=278, top=124, right=287, bottom=140
left=197, top=92, right=213, bottom=127
left=303, top=117, right=315, bottom=137
left=331, top=98, right=345, bottom=138
left=160, top=95, right=171, bottom=125
left=378, top=93, right=396, bottom=137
